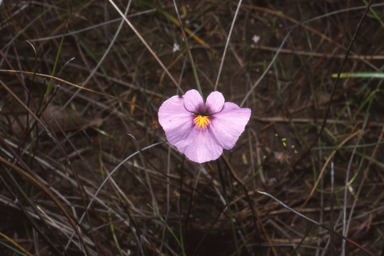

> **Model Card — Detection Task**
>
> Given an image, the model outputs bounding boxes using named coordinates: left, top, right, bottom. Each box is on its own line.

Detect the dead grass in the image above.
left=1, top=0, right=384, bottom=255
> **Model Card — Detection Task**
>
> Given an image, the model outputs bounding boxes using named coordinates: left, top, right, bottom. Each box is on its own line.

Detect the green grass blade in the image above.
left=2, top=2, right=63, bottom=51
left=193, top=167, right=262, bottom=256
left=147, top=204, right=186, bottom=255
left=331, top=72, right=384, bottom=78
left=45, top=24, right=67, bottom=96
left=0, top=240, right=28, bottom=256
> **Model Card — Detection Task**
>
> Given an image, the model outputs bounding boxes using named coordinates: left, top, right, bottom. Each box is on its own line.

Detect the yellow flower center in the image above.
left=194, top=115, right=210, bottom=129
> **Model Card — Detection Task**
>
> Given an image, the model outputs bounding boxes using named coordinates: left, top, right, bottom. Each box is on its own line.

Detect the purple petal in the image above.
left=174, top=127, right=223, bottom=163
left=158, top=90, right=251, bottom=163
left=158, top=96, right=194, bottom=146
left=183, top=89, right=203, bottom=113
left=206, top=91, right=225, bottom=114
left=209, top=102, right=251, bottom=150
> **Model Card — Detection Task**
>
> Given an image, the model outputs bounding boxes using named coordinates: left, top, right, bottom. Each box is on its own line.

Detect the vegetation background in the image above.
left=1, top=0, right=384, bottom=255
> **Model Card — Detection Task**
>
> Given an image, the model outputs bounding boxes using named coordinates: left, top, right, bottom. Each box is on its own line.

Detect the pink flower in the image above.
left=158, top=89, right=251, bottom=163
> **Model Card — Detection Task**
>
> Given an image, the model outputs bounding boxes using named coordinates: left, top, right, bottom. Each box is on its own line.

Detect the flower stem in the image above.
left=172, top=0, right=203, bottom=101
left=216, top=160, right=240, bottom=256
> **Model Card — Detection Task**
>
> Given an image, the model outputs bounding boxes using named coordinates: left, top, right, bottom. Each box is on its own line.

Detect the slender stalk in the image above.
left=108, top=0, right=184, bottom=94
left=214, top=0, right=243, bottom=91
left=342, top=114, right=369, bottom=255
left=296, top=0, right=374, bottom=166
left=258, top=191, right=375, bottom=256
left=172, top=0, right=202, bottom=99
left=330, top=162, right=335, bottom=256
left=217, top=160, right=239, bottom=256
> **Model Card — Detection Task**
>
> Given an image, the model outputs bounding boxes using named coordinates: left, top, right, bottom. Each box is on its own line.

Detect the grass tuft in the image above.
left=1, top=1, right=384, bottom=255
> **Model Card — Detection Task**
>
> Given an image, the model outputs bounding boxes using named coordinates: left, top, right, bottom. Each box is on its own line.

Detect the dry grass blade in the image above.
left=258, top=191, right=375, bottom=256
left=1, top=1, right=384, bottom=255
left=108, top=0, right=184, bottom=94
left=0, top=155, right=90, bottom=255
left=0, top=70, right=155, bottom=119
left=213, top=0, right=243, bottom=91
left=0, top=232, right=34, bottom=256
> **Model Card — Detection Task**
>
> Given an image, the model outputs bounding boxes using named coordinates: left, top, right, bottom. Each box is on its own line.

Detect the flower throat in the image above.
left=194, top=115, right=210, bottom=129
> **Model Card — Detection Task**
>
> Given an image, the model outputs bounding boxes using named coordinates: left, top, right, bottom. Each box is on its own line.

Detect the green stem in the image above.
left=217, top=160, right=239, bottom=255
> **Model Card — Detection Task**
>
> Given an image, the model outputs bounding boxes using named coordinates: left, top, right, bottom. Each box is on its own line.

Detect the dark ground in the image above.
left=1, top=0, right=384, bottom=255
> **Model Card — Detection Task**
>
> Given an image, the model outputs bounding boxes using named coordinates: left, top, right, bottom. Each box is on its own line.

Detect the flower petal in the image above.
left=158, top=95, right=194, bottom=146
left=206, top=91, right=225, bottom=114
left=175, top=127, right=223, bottom=163
left=158, top=92, right=223, bottom=163
left=183, top=89, right=204, bottom=113
left=158, top=90, right=251, bottom=163
left=209, top=102, right=251, bottom=150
